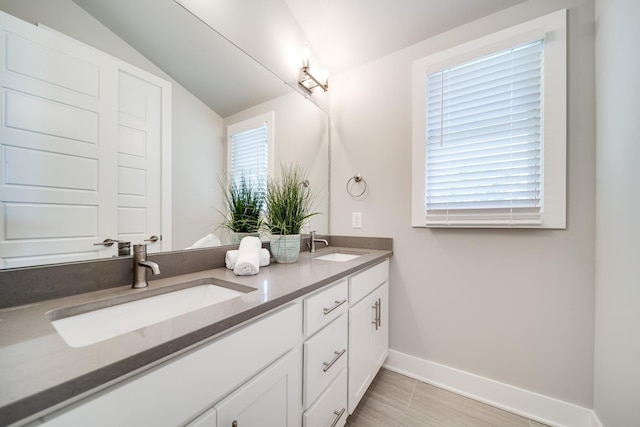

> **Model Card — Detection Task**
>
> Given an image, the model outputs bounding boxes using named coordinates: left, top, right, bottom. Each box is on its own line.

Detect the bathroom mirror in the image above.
left=0, top=0, right=329, bottom=269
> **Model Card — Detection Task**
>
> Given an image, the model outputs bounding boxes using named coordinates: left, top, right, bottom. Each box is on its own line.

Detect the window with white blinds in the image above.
left=426, top=40, right=543, bottom=223
left=230, top=125, right=268, bottom=186
left=227, top=112, right=274, bottom=197
left=411, top=10, right=567, bottom=229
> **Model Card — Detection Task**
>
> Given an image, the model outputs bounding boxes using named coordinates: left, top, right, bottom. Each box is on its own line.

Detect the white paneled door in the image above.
left=117, top=69, right=163, bottom=254
left=0, top=11, right=169, bottom=268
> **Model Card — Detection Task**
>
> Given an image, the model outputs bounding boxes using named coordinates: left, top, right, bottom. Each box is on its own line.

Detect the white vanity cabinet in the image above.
left=22, top=256, right=391, bottom=427
left=347, top=260, right=390, bottom=414
left=33, top=303, right=301, bottom=427
left=302, top=280, right=349, bottom=427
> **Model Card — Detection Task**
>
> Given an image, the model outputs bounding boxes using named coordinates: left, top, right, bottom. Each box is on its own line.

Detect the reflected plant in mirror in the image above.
left=219, top=174, right=265, bottom=245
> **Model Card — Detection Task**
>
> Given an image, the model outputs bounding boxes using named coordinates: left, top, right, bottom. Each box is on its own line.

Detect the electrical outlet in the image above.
left=352, top=212, right=362, bottom=228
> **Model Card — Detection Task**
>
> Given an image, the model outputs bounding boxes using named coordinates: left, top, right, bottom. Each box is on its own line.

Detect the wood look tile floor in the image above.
left=345, top=369, right=550, bottom=427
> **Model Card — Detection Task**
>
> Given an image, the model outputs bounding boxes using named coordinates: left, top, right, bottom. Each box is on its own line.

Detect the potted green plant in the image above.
left=265, top=164, right=318, bottom=263
left=220, top=174, right=265, bottom=245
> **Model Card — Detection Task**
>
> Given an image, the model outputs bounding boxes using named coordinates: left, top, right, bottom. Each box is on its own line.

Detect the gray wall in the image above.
left=330, top=0, right=596, bottom=407
left=594, top=0, right=640, bottom=425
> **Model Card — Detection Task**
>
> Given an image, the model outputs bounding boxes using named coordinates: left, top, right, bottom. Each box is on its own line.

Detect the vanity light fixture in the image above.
left=298, top=48, right=328, bottom=94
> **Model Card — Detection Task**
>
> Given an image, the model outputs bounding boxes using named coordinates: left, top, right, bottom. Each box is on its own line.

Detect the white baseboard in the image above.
left=384, top=350, right=602, bottom=427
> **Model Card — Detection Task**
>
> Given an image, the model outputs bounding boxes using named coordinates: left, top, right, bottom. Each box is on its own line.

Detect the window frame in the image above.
left=226, top=111, right=275, bottom=191
left=411, top=9, right=567, bottom=229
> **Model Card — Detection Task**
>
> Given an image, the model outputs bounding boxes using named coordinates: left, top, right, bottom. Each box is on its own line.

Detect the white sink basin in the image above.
left=51, top=284, right=248, bottom=348
left=313, top=252, right=362, bottom=262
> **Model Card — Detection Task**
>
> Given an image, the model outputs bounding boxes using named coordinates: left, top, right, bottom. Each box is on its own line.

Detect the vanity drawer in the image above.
left=303, top=313, right=348, bottom=408
left=303, top=369, right=347, bottom=427
left=304, top=279, right=348, bottom=337
left=349, top=259, right=389, bottom=305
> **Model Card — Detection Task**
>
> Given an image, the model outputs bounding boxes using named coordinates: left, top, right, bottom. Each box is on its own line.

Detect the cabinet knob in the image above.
left=232, top=421, right=237, bottom=427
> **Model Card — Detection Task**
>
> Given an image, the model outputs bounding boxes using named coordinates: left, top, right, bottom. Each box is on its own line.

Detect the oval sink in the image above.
left=313, top=252, right=363, bottom=262
left=50, top=284, right=250, bottom=348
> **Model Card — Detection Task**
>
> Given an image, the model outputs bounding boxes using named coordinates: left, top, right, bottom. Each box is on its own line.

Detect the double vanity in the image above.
left=0, top=238, right=391, bottom=426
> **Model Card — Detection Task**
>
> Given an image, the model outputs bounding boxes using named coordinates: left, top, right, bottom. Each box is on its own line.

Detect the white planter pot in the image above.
left=230, top=232, right=260, bottom=245
left=270, top=234, right=301, bottom=263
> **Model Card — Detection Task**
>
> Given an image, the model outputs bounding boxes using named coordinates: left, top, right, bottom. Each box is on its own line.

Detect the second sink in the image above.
left=313, top=252, right=363, bottom=262
left=50, top=283, right=251, bottom=348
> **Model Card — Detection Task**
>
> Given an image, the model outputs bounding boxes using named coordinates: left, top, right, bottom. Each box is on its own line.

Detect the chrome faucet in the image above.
left=308, top=231, right=329, bottom=253
left=132, top=244, right=160, bottom=289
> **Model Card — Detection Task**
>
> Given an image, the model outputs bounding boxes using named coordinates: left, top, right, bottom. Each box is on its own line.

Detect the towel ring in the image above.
left=347, top=174, right=367, bottom=198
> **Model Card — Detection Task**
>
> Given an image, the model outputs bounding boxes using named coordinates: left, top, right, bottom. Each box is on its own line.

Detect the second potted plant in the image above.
left=220, top=174, right=265, bottom=245
left=265, top=164, right=318, bottom=263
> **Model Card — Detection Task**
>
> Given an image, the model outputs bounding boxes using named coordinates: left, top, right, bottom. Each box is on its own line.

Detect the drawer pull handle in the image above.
left=372, top=300, right=380, bottom=330
left=330, top=408, right=346, bottom=427
left=323, top=299, right=347, bottom=315
left=322, top=348, right=346, bottom=372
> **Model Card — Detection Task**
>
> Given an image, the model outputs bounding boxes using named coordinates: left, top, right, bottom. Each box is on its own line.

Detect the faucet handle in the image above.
left=133, top=244, right=147, bottom=254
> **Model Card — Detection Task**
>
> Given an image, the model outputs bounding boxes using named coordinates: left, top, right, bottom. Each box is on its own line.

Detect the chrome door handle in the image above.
left=144, top=235, right=160, bottom=242
left=330, top=408, right=346, bottom=427
left=93, top=238, right=124, bottom=247
left=323, top=299, right=347, bottom=315
left=377, top=297, right=382, bottom=328
left=322, top=349, right=346, bottom=372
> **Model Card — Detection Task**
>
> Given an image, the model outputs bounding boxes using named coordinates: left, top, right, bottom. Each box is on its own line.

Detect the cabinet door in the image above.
left=215, top=349, right=301, bottom=427
left=371, top=282, right=389, bottom=373
left=347, top=292, right=376, bottom=414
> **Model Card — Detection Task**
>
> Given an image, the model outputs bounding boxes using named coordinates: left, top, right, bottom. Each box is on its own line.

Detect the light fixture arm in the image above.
left=299, top=65, right=328, bottom=94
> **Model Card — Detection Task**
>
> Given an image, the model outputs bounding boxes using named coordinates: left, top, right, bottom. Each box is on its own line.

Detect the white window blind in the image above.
left=425, top=39, right=544, bottom=226
left=230, top=124, right=268, bottom=193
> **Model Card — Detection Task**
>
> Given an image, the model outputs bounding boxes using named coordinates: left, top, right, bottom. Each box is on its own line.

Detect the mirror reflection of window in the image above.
left=227, top=111, right=274, bottom=196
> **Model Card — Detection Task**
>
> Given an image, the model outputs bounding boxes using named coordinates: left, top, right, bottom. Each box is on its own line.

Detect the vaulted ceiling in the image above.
left=72, top=0, right=526, bottom=117
left=285, top=0, right=526, bottom=73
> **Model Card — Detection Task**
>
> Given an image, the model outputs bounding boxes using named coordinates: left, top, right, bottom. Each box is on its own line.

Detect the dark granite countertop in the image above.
left=0, top=245, right=392, bottom=426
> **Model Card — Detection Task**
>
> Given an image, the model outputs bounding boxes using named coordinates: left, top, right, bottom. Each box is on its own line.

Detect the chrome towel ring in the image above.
left=346, top=174, right=367, bottom=198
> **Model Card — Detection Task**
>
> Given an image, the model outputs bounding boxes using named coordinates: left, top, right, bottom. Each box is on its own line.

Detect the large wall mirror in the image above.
left=0, top=0, right=329, bottom=269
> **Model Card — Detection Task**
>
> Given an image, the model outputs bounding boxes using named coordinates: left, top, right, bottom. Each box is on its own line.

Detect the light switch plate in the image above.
left=352, top=212, right=362, bottom=228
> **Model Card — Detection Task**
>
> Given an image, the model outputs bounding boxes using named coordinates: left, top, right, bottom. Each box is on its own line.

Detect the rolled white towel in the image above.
left=233, top=236, right=262, bottom=276
left=185, top=233, right=222, bottom=249
left=225, top=248, right=270, bottom=270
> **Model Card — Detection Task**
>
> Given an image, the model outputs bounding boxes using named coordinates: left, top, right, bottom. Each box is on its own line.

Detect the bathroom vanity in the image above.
left=0, top=241, right=391, bottom=426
